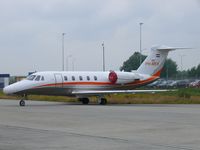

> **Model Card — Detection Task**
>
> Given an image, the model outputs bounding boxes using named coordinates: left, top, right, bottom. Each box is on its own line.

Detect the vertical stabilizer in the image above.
left=137, top=45, right=183, bottom=76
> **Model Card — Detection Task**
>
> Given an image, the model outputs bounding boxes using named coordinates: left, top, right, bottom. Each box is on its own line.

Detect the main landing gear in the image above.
left=98, top=97, right=107, bottom=105
left=79, top=98, right=90, bottom=105
left=19, top=95, right=27, bottom=106
left=79, top=97, right=107, bottom=105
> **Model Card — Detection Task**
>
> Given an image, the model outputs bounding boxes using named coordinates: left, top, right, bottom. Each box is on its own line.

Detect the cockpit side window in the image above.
left=41, top=76, right=44, bottom=81
left=35, top=75, right=41, bottom=81
left=27, top=75, right=36, bottom=80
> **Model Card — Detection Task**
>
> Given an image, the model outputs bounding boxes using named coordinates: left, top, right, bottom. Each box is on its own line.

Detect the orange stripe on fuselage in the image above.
left=126, top=69, right=162, bottom=86
left=153, top=69, right=162, bottom=77
left=34, top=81, right=114, bottom=89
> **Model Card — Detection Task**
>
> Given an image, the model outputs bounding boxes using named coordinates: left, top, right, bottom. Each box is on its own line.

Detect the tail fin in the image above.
left=137, top=45, right=188, bottom=76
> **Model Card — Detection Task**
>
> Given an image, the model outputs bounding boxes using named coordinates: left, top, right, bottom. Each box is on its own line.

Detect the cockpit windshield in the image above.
left=27, top=75, right=36, bottom=80
left=27, top=74, right=45, bottom=81
left=35, top=75, right=41, bottom=81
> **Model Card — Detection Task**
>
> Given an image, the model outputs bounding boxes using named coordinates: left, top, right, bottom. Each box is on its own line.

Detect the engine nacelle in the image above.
left=108, top=71, right=118, bottom=83
left=108, top=71, right=141, bottom=84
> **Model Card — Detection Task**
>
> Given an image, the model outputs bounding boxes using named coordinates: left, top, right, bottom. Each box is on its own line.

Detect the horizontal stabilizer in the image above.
left=154, top=45, right=192, bottom=51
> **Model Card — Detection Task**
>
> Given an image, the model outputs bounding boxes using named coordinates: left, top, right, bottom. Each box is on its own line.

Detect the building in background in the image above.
left=9, top=76, right=26, bottom=84
left=0, top=74, right=10, bottom=89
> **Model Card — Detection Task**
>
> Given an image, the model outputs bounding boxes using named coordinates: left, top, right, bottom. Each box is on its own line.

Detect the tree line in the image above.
left=120, top=52, right=200, bottom=79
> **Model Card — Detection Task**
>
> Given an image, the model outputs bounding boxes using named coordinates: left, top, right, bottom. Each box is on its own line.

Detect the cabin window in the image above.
left=94, top=76, right=97, bottom=81
left=79, top=76, right=83, bottom=81
left=87, top=76, right=90, bottom=81
left=27, top=75, right=36, bottom=80
left=72, top=76, right=75, bottom=81
left=41, top=76, right=44, bottom=81
left=64, top=76, right=68, bottom=81
left=35, top=75, right=41, bottom=81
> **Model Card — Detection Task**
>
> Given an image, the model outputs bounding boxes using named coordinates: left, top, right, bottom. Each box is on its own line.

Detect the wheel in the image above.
left=99, top=98, right=107, bottom=105
left=19, top=100, right=25, bottom=106
left=81, top=98, right=89, bottom=105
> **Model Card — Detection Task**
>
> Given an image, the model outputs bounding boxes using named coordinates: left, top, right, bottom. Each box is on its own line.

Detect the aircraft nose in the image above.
left=3, top=84, right=17, bottom=95
left=3, top=86, right=11, bottom=95
left=3, top=80, right=29, bottom=95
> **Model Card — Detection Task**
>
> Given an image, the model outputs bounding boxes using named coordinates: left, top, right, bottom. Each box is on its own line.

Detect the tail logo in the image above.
left=145, top=59, right=159, bottom=66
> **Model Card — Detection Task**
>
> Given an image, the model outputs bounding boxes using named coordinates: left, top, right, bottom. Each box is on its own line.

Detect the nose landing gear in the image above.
left=19, top=95, right=27, bottom=106
left=19, top=99, right=25, bottom=106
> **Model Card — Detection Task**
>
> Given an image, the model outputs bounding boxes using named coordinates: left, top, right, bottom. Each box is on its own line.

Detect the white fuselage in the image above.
left=3, top=71, right=159, bottom=96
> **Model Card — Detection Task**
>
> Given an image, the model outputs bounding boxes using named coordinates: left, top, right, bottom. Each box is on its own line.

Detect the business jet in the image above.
left=3, top=45, right=185, bottom=106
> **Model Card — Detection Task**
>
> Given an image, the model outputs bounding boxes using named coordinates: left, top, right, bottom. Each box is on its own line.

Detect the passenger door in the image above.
left=54, top=74, right=63, bottom=87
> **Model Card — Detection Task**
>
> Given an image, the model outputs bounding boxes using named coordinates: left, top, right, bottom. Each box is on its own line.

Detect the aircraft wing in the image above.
left=72, top=89, right=174, bottom=96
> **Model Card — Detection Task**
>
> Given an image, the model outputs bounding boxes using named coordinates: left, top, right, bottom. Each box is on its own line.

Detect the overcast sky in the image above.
left=0, top=0, right=200, bottom=75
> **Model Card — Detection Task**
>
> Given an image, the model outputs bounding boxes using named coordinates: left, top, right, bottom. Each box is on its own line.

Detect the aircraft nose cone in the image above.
left=3, top=80, right=29, bottom=95
left=3, top=84, right=16, bottom=95
left=3, top=86, right=10, bottom=95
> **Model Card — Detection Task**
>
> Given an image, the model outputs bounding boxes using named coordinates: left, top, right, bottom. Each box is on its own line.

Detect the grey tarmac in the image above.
left=0, top=99, right=200, bottom=150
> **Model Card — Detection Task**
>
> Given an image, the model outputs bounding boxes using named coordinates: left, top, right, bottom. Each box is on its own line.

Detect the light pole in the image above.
left=66, top=55, right=72, bottom=71
left=102, top=42, right=105, bottom=71
left=62, top=33, right=65, bottom=71
left=139, top=22, right=143, bottom=65
left=72, top=58, right=76, bottom=71
left=166, top=60, right=169, bottom=80
left=180, top=54, right=185, bottom=79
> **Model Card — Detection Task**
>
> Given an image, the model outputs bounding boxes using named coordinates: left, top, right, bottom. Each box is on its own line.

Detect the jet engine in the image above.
left=108, top=71, right=141, bottom=84
left=108, top=71, right=118, bottom=83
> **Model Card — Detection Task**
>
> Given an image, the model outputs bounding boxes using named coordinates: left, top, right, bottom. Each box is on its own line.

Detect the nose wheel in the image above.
left=19, top=95, right=27, bottom=106
left=19, top=99, right=25, bottom=106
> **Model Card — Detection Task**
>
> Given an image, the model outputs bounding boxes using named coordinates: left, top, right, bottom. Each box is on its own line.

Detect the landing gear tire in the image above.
left=81, top=98, right=89, bottom=105
left=19, top=100, right=25, bottom=106
left=98, top=98, right=107, bottom=105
